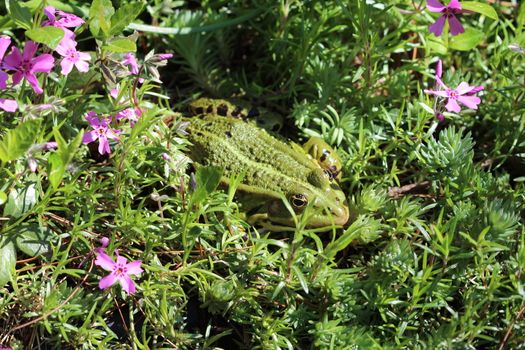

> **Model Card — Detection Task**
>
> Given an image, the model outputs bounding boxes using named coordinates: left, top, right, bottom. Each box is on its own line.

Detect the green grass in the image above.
left=1, top=0, right=525, bottom=348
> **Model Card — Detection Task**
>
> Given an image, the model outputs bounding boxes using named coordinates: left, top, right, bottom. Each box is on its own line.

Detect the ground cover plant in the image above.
left=1, top=0, right=525, bottom=348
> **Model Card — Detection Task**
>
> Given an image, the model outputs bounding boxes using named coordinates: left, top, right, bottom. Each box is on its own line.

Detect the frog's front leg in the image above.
left=303, top=137, right=343, bottom=181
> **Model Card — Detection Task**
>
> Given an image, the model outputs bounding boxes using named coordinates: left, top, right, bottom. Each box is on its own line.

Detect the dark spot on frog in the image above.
left=248, top=107, right=259, bottom=117
left=217, top=104, right=228, bottom=116
left=225, top=131, right=232, bottom=138
left=206, top=105, right=213, bottom=113
left=320, top=153, right=327, bottom=162
left=272, top=124, right=280, bottom=132
left=204, top=122, right=211, bottom=127
left=194, top=107, right=204, bottom=114
left=231, top=106, right=242, bottom=117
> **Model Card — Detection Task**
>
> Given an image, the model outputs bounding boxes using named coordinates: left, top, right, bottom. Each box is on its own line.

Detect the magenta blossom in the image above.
left=122, top=53, right=139, bottom=74
left=116, top=107, right=141, bottom=125
left=427, top=0, right=465, bottom=37
left=43, top=6, right=84, bottom=28
left=0, top=36, right=12, bottom=89
left=4, top=41, right=54, bottom=94
left=55, top=39, right=90, bottom=75
left=82, top=112, right=121, bottom=155
left=95, top=250, right=143, bottom=294
left=424, top=60, right=484, bottom=113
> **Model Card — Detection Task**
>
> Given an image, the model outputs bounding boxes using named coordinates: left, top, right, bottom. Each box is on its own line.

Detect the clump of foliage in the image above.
left=1, top=0, right=525, bottom=349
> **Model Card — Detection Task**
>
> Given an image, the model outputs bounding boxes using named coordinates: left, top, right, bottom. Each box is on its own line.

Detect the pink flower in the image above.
left=116, top=107, right=141, bottom=125
left=4, top=41, right=54, bottom=94
left=122, top=53, right=139, bottom=74
left=55, top=39, right=90, bottom=75
left=42, top=6, right=84, bottom=28
left=95, top=250, right=143, bottom=294
left=424, top=60, right=484, bottom=113
left=82, top=112, right=121, bottom=155
left=427, top=0, right=465, bottom=37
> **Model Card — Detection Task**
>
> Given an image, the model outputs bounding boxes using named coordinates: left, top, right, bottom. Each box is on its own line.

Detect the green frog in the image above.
left=185, top=99, right=349, bottom=229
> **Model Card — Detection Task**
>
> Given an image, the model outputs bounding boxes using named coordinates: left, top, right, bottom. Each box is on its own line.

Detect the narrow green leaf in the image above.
left=6, top=0, right=32, bottom=30
left=0, top=238, right=16, bottom=288
left=26, top=26, right=64, bottom=49
left=449, top=28, right=484, bottom=51
left=110, top=2, right=144, bottom=36
left=103, top=38, right=136, bottom=53
left=0, top=191, right=6, bottom=205
left=0, top=119, right=40, bottom=162
left=89, top=0, right=114, bottom=38
left=461, top=2, right=498, bottom=20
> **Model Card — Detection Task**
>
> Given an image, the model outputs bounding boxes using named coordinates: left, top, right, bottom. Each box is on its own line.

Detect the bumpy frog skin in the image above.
left=185, top=103, right=349, bottom=229
left=189, top=98, right=284, bottom=133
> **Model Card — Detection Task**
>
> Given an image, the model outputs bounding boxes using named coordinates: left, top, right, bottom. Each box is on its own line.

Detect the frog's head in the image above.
left=267, top=170, right=349, bottom=228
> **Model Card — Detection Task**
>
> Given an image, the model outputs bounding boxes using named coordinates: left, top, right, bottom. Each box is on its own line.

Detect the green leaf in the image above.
left=89, top=0, right=114, bottom=38
left=103, top=38, right=136, bottom=53
left=15, top=223, right=52, bottom=257
left=0, top=120, right=40, bottom=162
left=3, top=184, right=37, bottom=218
left=0, top=191, right=6, bottom=205
left=110, top=2, right=144, bottom=36
left=0, top=237, right=16, bottom=288
left=6, top=0, right=32, bottom=30
left=191, top=166, right=223, bottom=203
left=449, top=28, right=484, bottom=51
left=461, top=2, right=498, bottom=21
left=48, top=129, right=83, bottom=189
left=26, top=26, right=65, bottom=49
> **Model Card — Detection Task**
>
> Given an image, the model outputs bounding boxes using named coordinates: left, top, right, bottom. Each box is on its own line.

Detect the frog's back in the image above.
left=187, top=115, right=320, bottom=196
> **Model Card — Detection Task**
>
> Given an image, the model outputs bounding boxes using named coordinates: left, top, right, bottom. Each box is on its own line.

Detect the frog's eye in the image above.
left=291, top=194, right=308, bottom=208
left=323, top=169, right=334, bottom=180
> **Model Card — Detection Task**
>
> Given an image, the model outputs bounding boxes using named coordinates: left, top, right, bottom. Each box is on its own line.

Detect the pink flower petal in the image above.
left=75, top=59, right=90, bottom=72
left=116, top=255, right=128, bottom=266
left=25, top=73, right=43, bottom=94
left=0, top=99, right=18, bottom=112
left=448, top=15, right=465, bottom=36
left=424, top=89, right=448, bottom=97
left=119, top=275, right=136, bottom=294
left=82, top=130, right=98, bottom=144
left=60, top=58, right=74, bottom=75
left=98, top=136, right=111, bottom=155
left=95, top=251, right=116, bottom=271
left=11, top=71, right=22, bottom=86
left=0, top=71, right=8, bottom=90
left=466, top=86, right=484, bottom=95
left=447, top=0, right=462, bottom=10
left=4, top=47, right=22, bottom=70
left=99, top=273, right=117, bottom=290
left=436, top=60, right=442, bottom=79
left=427, top=0, right=445, bottom=12
left=429, top=15, right=447, bottom=37
left=0, top=36, right=11, bottom=61
left=31, top=54, right=55, bottom=73
left=23, top=41, right=38, bottom=62
left=457, top=95, right=481, bottom=109
left=456, top=82, right=473, bottom=95
left=44, top=6, right=56, bottom=23
left=126, top=260, right=143, bottom=275
left=445, top=98, right=461, bottom=113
